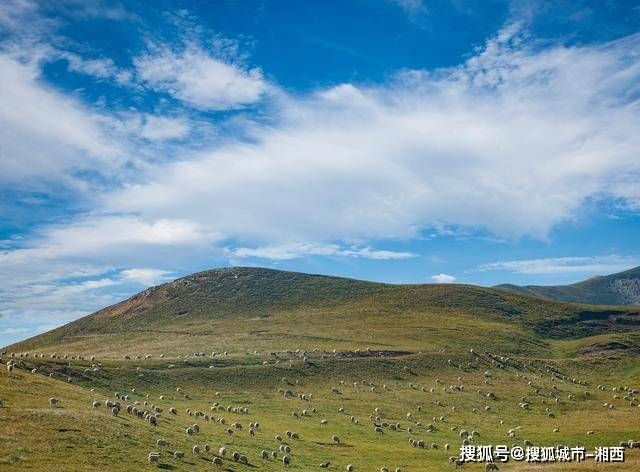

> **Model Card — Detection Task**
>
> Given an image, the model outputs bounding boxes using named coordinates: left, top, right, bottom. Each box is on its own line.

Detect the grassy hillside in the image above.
left=6, top=267, right=640, bottom=358
left=496, top=266, right=640, bottom=306
left=1, top=267, right=639, bottom=471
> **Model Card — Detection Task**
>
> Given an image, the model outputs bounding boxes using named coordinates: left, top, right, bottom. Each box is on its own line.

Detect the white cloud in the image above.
left=134, top=43, right=268, bottom=110
left=61, top=51, right=132, bottom=85
left=228, top=242, right=416, bottom=261
left=431, top=273, right=456, bottom=283
left=103, top=28, right=640, bottom=245
left=113, top=113, right=191, bottom=141
left=478, top=255, right=640, bottom=275
left=0, top=53, right=122, bottom=184
left=0, top=216, right=213, bottom=263
left=120, top=268, right=172, bottom=286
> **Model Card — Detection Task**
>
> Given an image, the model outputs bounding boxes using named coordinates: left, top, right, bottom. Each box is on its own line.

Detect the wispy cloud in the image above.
left=228, top=242, right=416, bottom=261
left=478, top=255, right=640, bottom=275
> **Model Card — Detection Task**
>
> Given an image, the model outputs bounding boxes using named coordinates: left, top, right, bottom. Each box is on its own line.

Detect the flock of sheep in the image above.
left=2, top=347, right=639, bottom=470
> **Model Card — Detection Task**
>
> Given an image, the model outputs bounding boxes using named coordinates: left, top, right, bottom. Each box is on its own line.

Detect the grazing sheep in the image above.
left=192, top=445, right=200, bottom=455
left=92, top=401, right=100, bottom=408
left=331, top=435, right=340, bottom=443
left=261, top=450, right=269, bottom=459
left=212, top=456, right=223, bottom=466
left=173, top=451, right=184, bottom=459
left=347, top=465, right=354, bottom=472
left=49, top=398, right=58, bottom=407
left=148, top=452, right=160, bottom=464
left=218, top=447, right=226, bottom=457
left=156, top=439, right=168, bottom=447
left=283, top=455, right=291, bottom=465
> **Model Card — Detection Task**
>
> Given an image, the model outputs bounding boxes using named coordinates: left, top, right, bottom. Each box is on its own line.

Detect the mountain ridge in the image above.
left=494, top=265, right=640, bottom=306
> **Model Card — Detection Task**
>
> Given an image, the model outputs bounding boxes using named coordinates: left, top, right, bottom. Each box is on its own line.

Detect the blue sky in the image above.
left=1, top=0, right=640, bottom=346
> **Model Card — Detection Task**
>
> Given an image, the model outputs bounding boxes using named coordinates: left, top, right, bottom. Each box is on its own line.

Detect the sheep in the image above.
left=92, top=401, right=100, bottom=408
left=346, top=465, right=354, bottom=472
left=192, top=445, right=200, bottom=455
left=148, top=452, right=160, bottom=464
left=212, top=456, right=223, bottom=466
left=261, top=450, right=269, bottom=459
left=283, top=455, right=291, bottom=465
left=156, top=439, right=168, bottom=447
left=173, top=451, right=184, bottom=459
left=49, top=398, right=58, bottom=407
left=331, top=435, right=340, bottom=443
left=218, top=447, right=226, bottom=457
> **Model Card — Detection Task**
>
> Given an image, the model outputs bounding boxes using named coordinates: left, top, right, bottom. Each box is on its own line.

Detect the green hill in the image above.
left=6, top=267, right=640, bottom=357
left=495, top=266, right=640, bottom=306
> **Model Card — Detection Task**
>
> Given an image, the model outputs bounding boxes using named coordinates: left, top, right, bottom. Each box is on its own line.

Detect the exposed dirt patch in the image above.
left=580, top=341, right=637, bottom=357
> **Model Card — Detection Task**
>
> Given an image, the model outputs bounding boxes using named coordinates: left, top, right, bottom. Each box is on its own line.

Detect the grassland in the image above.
left=1, top=268, right=639, bottom=471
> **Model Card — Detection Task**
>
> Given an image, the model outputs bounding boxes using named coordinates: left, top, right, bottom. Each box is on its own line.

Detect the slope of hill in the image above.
left=495, top=266, right=640, bottom=306
left=5, top=267, right=640, bottom=358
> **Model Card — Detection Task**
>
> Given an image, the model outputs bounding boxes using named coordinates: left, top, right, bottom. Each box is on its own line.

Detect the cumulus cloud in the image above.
left=134, top=43, right=268, bottom=110
left=478, top=255, right=640, bottom=275
left=431, top=273, right=456, bottom=283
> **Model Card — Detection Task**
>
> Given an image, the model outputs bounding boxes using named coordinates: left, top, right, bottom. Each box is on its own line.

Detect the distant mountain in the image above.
left=495, top=266, right=640, bottom=306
